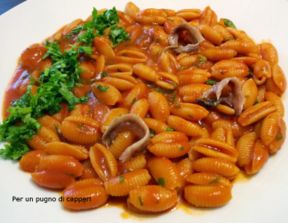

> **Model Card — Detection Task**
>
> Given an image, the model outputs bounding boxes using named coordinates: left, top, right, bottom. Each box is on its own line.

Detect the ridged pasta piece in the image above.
left=176, top=9, right=201, bottom=20
left=45, top=142, right=88, bottom=160
left=155, top=72, right=179, bottom=90
left=260, top=112, right=286, bottom=154
left=200, top=47, right=237, bottom=61
left=238, top=101, right=276, bottom=126
left=184, top=184, right=232, bottom=208
left=265, top=92, right=284, bottom=116
left=32, top=171, right=75, bottom=189
left=60, top=115, right=100, bottom=144
left=148, top=91, right=170, bottom=122
left=144, top=118, right=169, bottom=133
left=19, top=150, right=45, bottom=172
left=170, top=103, right=209, bottom=121
left=28, top=126, right=60, bottom=151
left=186, top=173, right=231, bottom=187
left=178, top=84, right=211, bottom=103
left=124, top=2, right=140, bottom=20
left=113, top=48, right=147, bottom=64
left=199, top=24, right=224, bottom=45
left=133, top=63, right=159, bottom=82
left=128, top=185, right=177, bottom=213
left=102, top=76, right=136, bottom=91
left=93, top=37, right=115, bottom=60
left=236, top=132, right=256, bottom=167
left=242, top=78, right=258, bottom=109
left=192, top=138, right=238, bottom=162
left=37, top=115, right=60, bottom=134
left=101, top=107, right=128, bottom=133
left=80, top=160, right=99, bottom=180
left=104, top=169, right=151, bottom=196
left=89, top=144, right=118, bottom=181
left=192, top=157, right=240, bottom=179
left=123, top=154, right=147, bottom=172
left=79, top=61, right=97, bottom=80
left=167, top=115, right=206, bottom=137
left=244, top=140, right=269, bottom=175
left=62, top=179, right=108, bottom=210
left=158, top=51, right=179, bottom=73
left=211, top=127, right=230, bottom=146
left=109, top=131, right=135, bottom=159
left=221, top=39, right=258, bottom=55
left=176, top=158, right=193, bottom=187
left=130, top=98, right=149, bottom=118
left=211, top=59, right=249, bottom=79
left=148, top=157, right=181, bottom=190
left=271, top=64, right=286, bottom=94
left=148, top=131, right=190, bottom=158
left=199, top=6, right=217, bottom=26
left=92, top=82, right=122, bottom=106
left=105, top=63, right=133, bottom=76
left=122, top=82, right=148, bottom=108
left=178, top=68, right=211, bottom=85
left=36, top=155, right=83, bottom=177
left=259, top=42, right=278, bottom=65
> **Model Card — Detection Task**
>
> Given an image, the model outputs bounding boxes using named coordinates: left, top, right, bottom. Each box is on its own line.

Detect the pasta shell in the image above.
left=128, top=185, right=177, bottom=213
left=192, top=157, right=239, bottom=179
left=104, top=169, right=151, bottom=196
left=89, top=144, right=118, bottom=181
left=62, top=179, right=108, bottom=211
left=148, top=157, right=181, bottom=190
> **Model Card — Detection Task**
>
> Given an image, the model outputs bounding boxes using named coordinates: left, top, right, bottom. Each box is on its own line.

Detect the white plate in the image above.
left=0, top=0, right=287, bottom=222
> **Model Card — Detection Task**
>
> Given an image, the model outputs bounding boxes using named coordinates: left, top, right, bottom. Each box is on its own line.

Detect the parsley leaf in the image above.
left=206, top=79, right=217, bottom=85
left=157, top=177, right=166, bottom=187
left=166, top=127, right=174, bottom=132
left=109, top=26, right=130, bottom=46
left=223, top=18, right=236, bottom=28
left=96, top=85, right=109, bottom=92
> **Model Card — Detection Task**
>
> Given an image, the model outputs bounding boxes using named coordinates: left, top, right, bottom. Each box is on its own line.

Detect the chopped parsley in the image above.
left=198, top=55, right=207, bottom=65
left=67, top=7, right=129, bottom=46
left=100, top=71, right=108, bottom=78
left=0, top=6, right=128, bottom=160
left=223, top=18, right=236, bottom=28
left=96, top=85, right=109, bottom=92
left=276, top=133, right=283, bottom=141
left=119, top=175, right=125, bottom=183
left=206, top=79, right=217, bottom=85
left=109, top=26, right=130, bottom=46
left=157, top=177, right=166, bottom=187
left=166, top=127, right=174, bottom=132
left=179, top=146, right=185, bottom=151
left=138, top=196, right=144, bottom=206
left=149, top=129, right=156, bottom=138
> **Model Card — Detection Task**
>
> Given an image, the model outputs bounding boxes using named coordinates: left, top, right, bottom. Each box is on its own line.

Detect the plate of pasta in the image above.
left=0, top=0, right=287, bottom=223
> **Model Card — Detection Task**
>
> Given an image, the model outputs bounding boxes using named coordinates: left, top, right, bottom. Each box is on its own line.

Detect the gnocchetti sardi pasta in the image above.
left=0, top=1, right=286, bottom=214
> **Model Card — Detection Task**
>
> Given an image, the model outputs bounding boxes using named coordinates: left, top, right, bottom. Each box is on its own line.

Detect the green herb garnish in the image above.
left=223, top=18, right=236, bottom=28
left=100, top=71, right=108, bottom=78
left=206, top=79, right=217, bottom=85
left=109, top=26, right=130, bottom=46
left=276, top=133, right=283, bottom=141
left=119, top=175, right=125, bottom=183
left=0, top=7, right=128, bottom=160
left=96, top=85, right=109, bottom=92
left=138, top=196, right=144, bottom=206
left=166, top=127, right=174, bottom=132
left=179, top=146, right=185, bottom=151
left=157, top=177, right=166, bottom=187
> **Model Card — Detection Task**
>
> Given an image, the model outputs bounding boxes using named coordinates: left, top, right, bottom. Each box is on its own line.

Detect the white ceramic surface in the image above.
left=0, top=0, right=287, bottom=222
